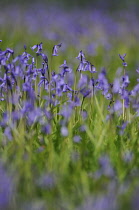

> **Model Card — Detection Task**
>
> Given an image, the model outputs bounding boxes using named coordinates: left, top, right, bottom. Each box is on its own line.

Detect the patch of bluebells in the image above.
left=0, top=39, right=139, bottom=210
left=0, top=40, right=139, bottom=141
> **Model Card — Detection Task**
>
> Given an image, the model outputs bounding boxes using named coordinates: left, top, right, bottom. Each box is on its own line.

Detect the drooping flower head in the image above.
left=52, top=43, right=62, bottom=56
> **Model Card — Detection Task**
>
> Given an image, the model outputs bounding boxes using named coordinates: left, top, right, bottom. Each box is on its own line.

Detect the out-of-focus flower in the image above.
left=37, top=172, right=56, bottom=190
left=61, top=126, right=68, bottom=136
left=73, top=135, right=82, bottom=143
left=117, top=121, right=128, bottom=135
left=119, top=53, right=126, bottom=62
left=0, top=162, right=15, bottom=209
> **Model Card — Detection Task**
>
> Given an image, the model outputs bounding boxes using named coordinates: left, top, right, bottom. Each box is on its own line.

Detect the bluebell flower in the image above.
left=59, top=60, right=72, bottom=76
left=131, top=83, right=139, bottom=96
left=121, top=74, right=130, bottom=88
left=61, top=126, right=68, bottom=136
left=117, top=121, right=128, bottom=135
left=119, top=53, right=126, bottom=62
left=41, top=124, right=51, bottom=134
left=6, top=48, right=14, bottom=55
left=31, top=44, right=38, bottom=50
left=0, top=162, right=15, bottom=209
left=73, top=135, right=81, bottom=143
left=37, top=172, right=56, bottom=189
left=40, top=53, right=48, bottom=64
left=76, top=50, right=85, bottom=62
left=60, top=105, right=73, bottom=119
left=78, top=74, right=88, bottom=88
left=76, top=61, right=85, bottom=72
left=84, top=61, right=97, bottom=73
left=80, top=87, right=91, bottom=98
left=96, top=68, right=109, bottom=96
left=136, top=68, right=139, bottom=74
left=52, top=43, right=62, bottom=56
left=112, top=78, right=120, bottom=93
left=31, top=42, right=43, bottom=54
left=62, top=84, right=73, bottom=92
left=4, top=127, right=12, bottom=141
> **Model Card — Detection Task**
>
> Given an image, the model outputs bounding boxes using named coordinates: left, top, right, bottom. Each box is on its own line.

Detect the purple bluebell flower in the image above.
left=21, top=101, right=34, bottom=115
left=123, top=151, right=133, bottom=163
left=27, top=107, right=42, bottom=125
left=117, top=121, right=128, bottom=135
left=95, top=68, right=109, bottom=96
left=76, top=61, right=85, bottom=72
left=119, top=53, right=126, bottom=62
left=59, top=60, right=72, bottom=76
left=31, top=44, right=38, bottom=50
left=98, top=155, right=115, bottom=178
left=131, top=83, right=139, bottom=96
left=70, top=94, right=81, bottom=107
left=81, top=110, right=88, bottom=119
left=79, top=125, right=87, bottom=132
left=76, top=50, right=85, bottom=62
left=105, top=93, right=112, bottom=100
left=73, top=135, right=81, bottom=143
left=0, top=112, right=9, bottom=127
left=121, top=74, right=130, bottom=88
left=61, top=126, right=68, bottom=136
left=113, top=100, right=122, bottom=111
left=38, top=76, right=49, bottom=89
left=24, top=44, right=27, bottom=51
left=112, top=78, right=120, bottom=93
left=32, top=57, right=35, bottom=64
left=136, top=68, right=139, bottom=74
left=122, top=62, right=127, bottom=67
left=119, top=54, right=127, bottom=67
left=37, top=172, right=56, bottom=189
left=109, top=100, right=122, bottom=115
left=84, top=61, right=97, bottom=73
left=80, top=87, right=91, bottom=98
left=0, top=162, right=15, bottom=209
left=4, top=127, right=12, bottom=141
left=60, top=105, right=73, bottom=119
left=78, top=74, right=88, bottom=88
left=52, top=43, right=62, bottom=56
left=22, top=81, right=32, bottom=92
left=62, top=84, right=73, bottom=92
left=41, top=124, right=51, bottom=134
left=6, top=48, right=14, bottom=55
left=40, top=53, right=48, bottom=64
left=31, top=42, right=43, bottom=54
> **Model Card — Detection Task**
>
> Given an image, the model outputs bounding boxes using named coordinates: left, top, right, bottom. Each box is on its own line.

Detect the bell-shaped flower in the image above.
left=52, top=43, right=62, bottom=56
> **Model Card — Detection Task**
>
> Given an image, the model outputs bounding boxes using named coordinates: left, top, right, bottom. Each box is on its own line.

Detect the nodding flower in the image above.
left=76, top=50, right=85, bottom=62
left=84, top=61, right=96, bottom=73
left=30, top=42, right=43, bottom=54
left=52, top=43, right=62, bottom=56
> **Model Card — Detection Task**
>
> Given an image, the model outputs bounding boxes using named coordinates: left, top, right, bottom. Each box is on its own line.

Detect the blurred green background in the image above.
left=0, top=0, right=139, bottom=11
